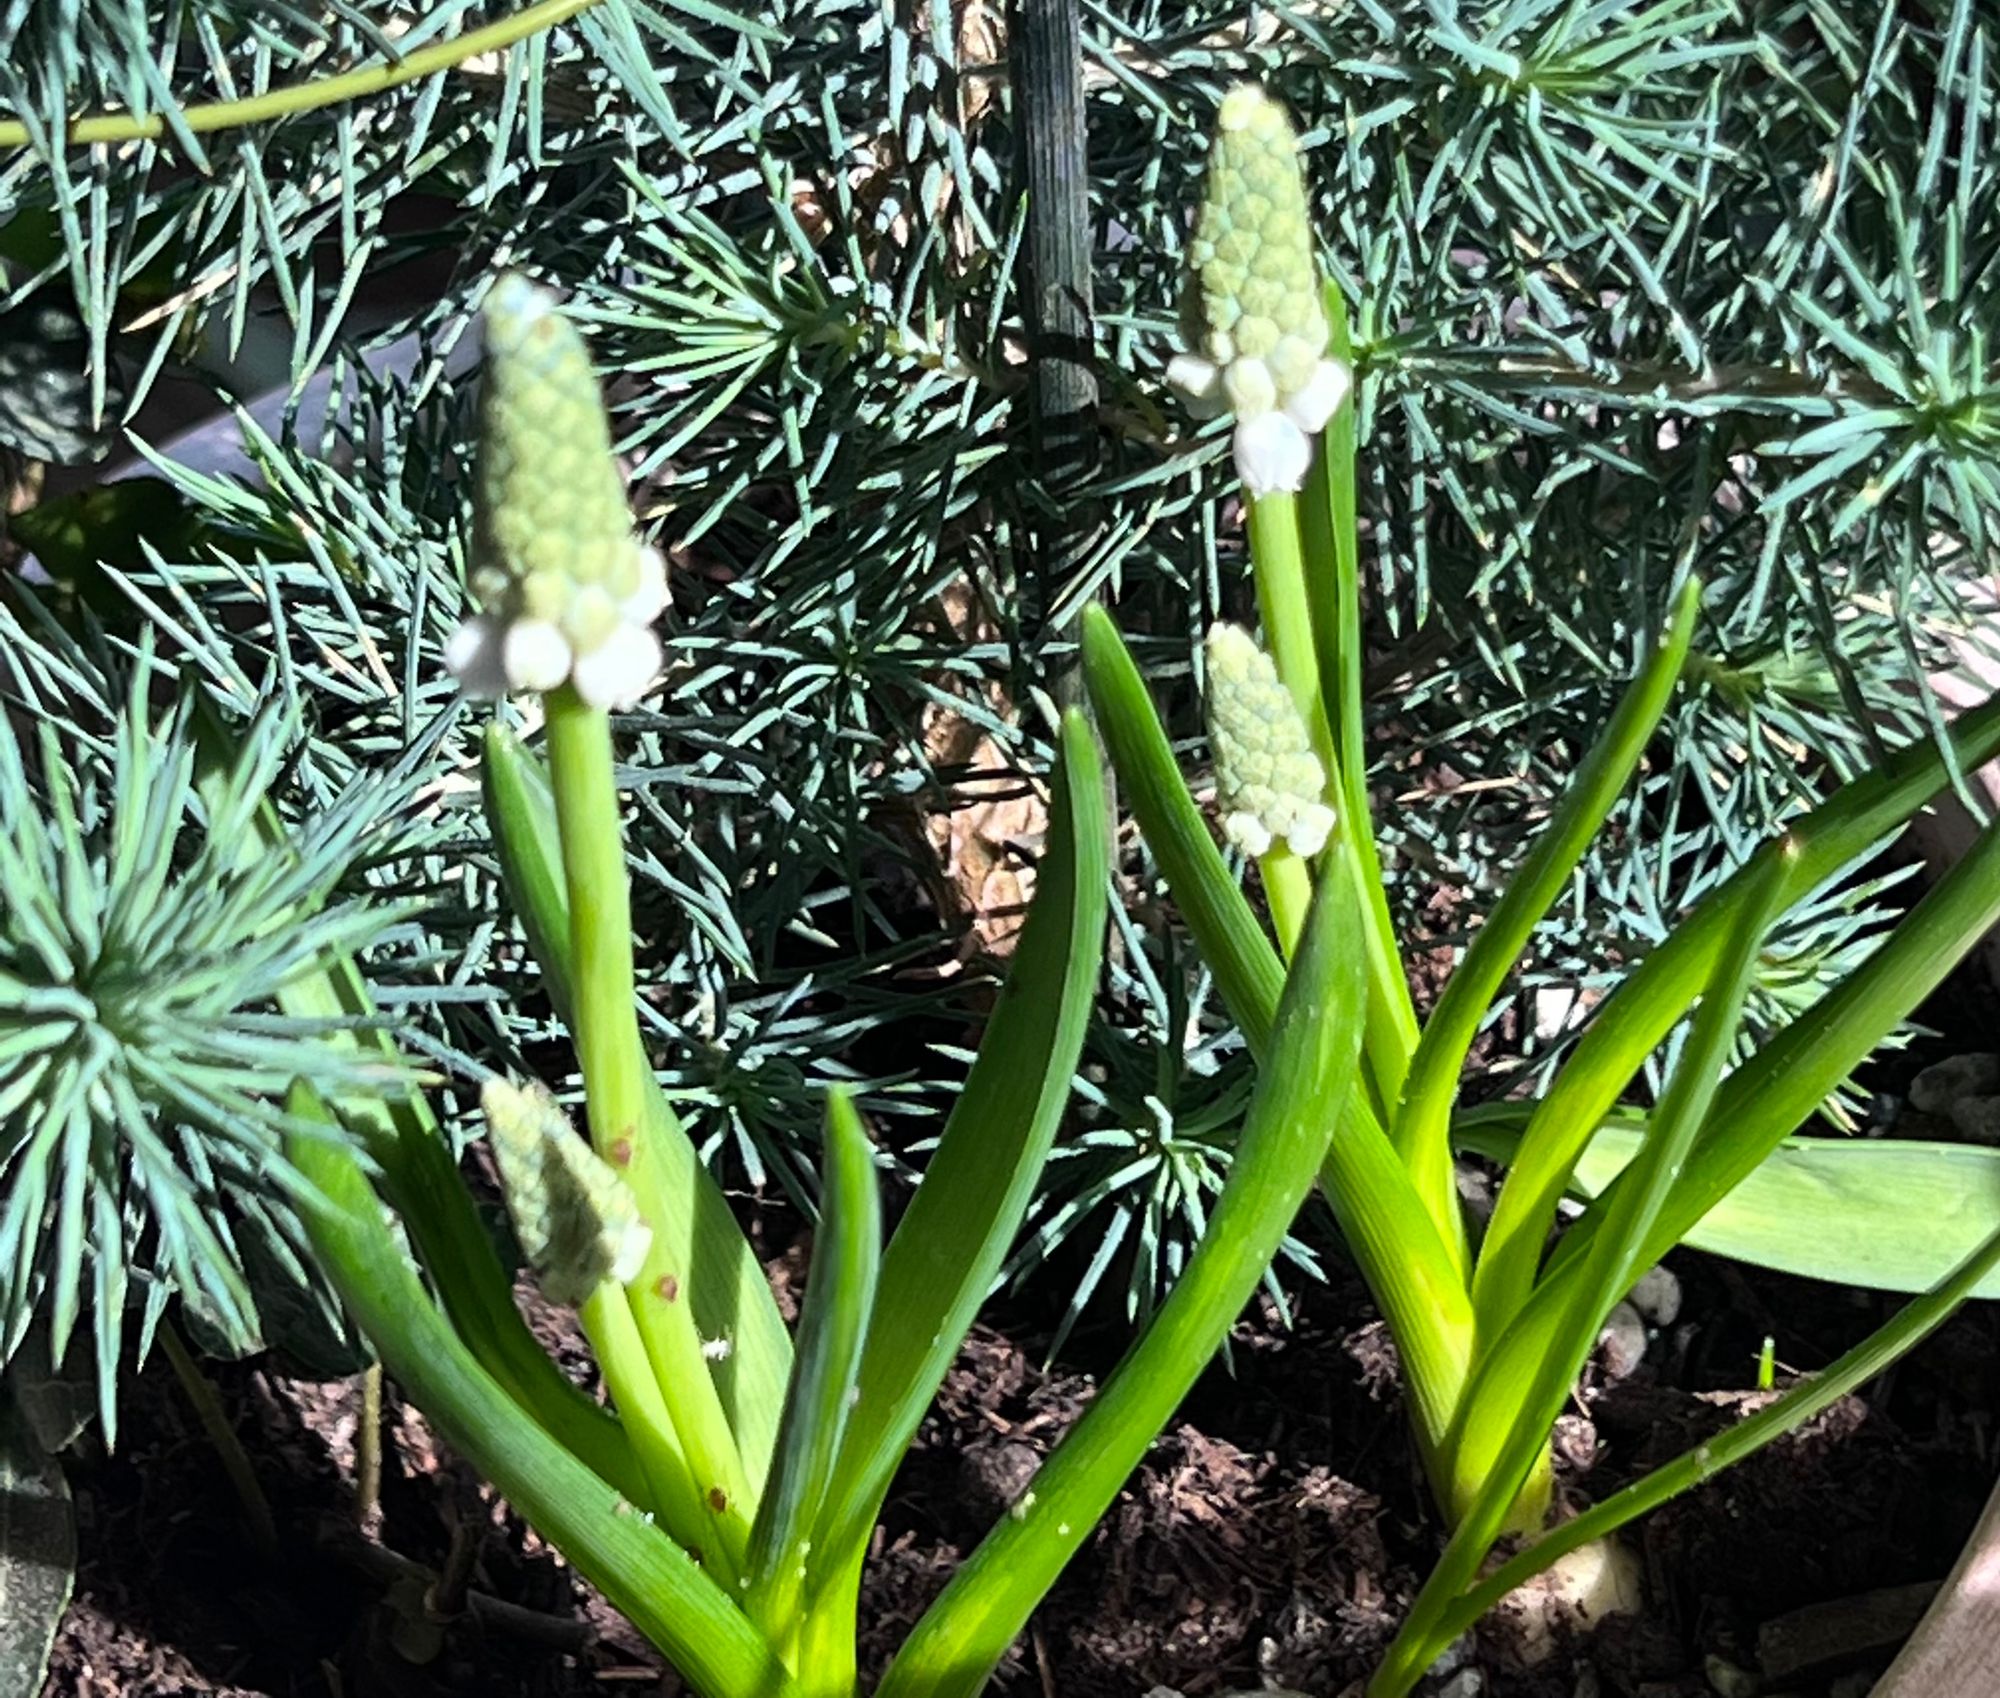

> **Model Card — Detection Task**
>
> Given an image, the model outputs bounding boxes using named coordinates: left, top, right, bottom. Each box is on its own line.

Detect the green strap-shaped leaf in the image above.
left=482, top=723, right=792, bottom=1492
left=875, top=841, right=1368, bottom=1698
left=1081, top=603, right=1471, bottom=1467
left=745, top=1089, right=880, bottom=1643
left=285, top=1084, right=794, bottom=1698
left=1459, top=1109, right=2000, bottom=1299
left=1408, top=576, right=1702, bottom=1283
left=188, top=697, right=644, bottom=1502
left=805, top=711, right=1109, bottom=1590
left=1080, top=603, right=1284, bottom=1053
left=1398, top=849, right=1786, bottom=1683
left=1472, top=683, right=2000, bottom=1338
left=1449, top=816, right=2000, bottom=1527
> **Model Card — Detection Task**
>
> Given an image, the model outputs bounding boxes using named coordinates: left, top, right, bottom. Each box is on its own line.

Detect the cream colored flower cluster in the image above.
left=1204, top=622, right=1336, bottom=859
left=1169, top=85, right=1350, bottom=496
left=446, top=273, right=667, bottom=709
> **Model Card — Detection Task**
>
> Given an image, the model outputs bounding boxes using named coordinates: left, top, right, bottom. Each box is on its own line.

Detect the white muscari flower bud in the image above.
left=447, top=273, right=669, bottom=708
left=1169, top=85, right=1352, bottom=497
left=1204, top=622, right=1336, bottom=859
left=483, top=1077, right=654, bottom=1307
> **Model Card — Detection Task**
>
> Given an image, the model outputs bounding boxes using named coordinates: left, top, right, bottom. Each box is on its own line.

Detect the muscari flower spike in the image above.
left=483, top=1076, right=654, bottom=1308
left=1204, top=622, right=1336, bottom=859
left=1169, top=85, right=1351, bottom=497
left=445, top=273, right=668, bottom=709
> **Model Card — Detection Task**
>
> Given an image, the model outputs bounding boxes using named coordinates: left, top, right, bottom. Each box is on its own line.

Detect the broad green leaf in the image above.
left=876, top=840, right=1366, bottom=1698
left=1474, top=682, right=2000, bottom=1338
left=286, top=1085, right=795, bottom=1698
left=1412, top=575, right=1702, bottom=1285
left=745, top=1090, right=880, bottom=1641
left=808, top=711, right=1109, bottom=1587
left=1460, top=1111, right=2000, bottom=1298
left=481, top=722, right=791, bottom=1492
left=0, top=1407, right=73, bottom=1698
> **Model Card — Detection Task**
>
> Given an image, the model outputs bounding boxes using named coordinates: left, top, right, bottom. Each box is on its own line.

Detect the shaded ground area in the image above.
left=43, top=1230, right=1998, bottom=1698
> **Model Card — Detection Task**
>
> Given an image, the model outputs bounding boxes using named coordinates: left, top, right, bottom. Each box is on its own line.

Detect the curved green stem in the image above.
left=0, top=0, right=602, bottom=152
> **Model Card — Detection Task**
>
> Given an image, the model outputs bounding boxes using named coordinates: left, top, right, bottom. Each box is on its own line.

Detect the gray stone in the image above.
left=1599, top=1301, right=1649, bottom=1380
left=1949, top=1093, right=2000, bottom=1145
left=1629, top=1264, right=1683, bottom=1326
left=1909, top=1053, right=2000, bottom=1115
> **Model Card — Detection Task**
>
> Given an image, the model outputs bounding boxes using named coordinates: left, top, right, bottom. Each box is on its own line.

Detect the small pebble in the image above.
left=1599, top=1301, right=1649, bottom=1380
left=1909, top=1053, right=2000, bottom=1115
left=1435, top=1672, right=1483, bottom=1698
left=1571, top=1672, right=1602, bottom=1698
left=1428, top=1630, right=1475, bottom=1679
left=1704, top=1653, right=1759, bottom=1697
left=1629, top=1264, right=1683, bottom=1326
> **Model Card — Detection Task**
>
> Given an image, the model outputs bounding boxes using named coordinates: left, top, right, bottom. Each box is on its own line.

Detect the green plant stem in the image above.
left=1245, top=487, right=1410, bottom=1129
left=287, top=1086, right=794, bottom=1698
left=575, top=1283, right=722, bottom=1577
left=482, top=724, right=790, bottom=1488
left=1302, top=282, right=1418, bottom=1080
left=1246, top=491, right=1329, bottom=754
left=541, top=686, right=752, bottom=1571
left=875, top=848, right=1368, bottom=1698
left=159, top=1320, right=279, bottom=1561
left=1259, top=843, right=1315, bottom=955
left=187, top=698, right=645, bottom=1502
left=0, top=0, right=602, bottom=151
left=1407, top=1220, right=2000, bottom=1676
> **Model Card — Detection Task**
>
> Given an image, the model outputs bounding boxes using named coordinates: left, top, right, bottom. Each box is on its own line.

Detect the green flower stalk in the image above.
left=446, top=273, right=668, bottom=708
left=1170, top=85, right=1350, bottom=495
left=1204, top=622, right=1336, bottom=859
left=484, top=1077, right=653, bottom=1307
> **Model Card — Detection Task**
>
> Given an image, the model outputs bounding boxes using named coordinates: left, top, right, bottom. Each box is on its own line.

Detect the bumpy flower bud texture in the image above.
left=1204, top=622, right=1336, bottom=858
left=1171, top=86, right=1351, bottom=496
left=446, top=273, right=668, bottom=707
left=484, top=1076, right=654, bottom=1307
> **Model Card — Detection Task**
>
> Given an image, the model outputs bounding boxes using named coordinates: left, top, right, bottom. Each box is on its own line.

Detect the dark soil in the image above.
left=40, top=1204, right=2000, bottom=1698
